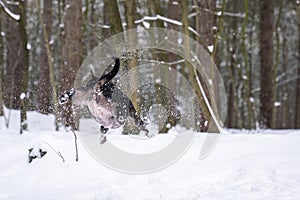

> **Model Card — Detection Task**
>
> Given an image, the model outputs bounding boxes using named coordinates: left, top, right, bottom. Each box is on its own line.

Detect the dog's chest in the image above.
left=87, top=93, right=120, bottom=128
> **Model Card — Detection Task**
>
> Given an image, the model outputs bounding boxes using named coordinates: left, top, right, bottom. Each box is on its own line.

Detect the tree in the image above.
left=226, top=0, right=242, bottom=128
left=37, top=0, right=52, bottom=114
left=241, top=0, right=254, bottom=129
left=0, top=13, right=4, bottom=116
left=17, top=0, right=30, bottom=133
left=4, top=1, right=22, bottom=109
left=125, top=0, right=136, bottom=31
left=295, top=2, right=300, bottom=128
left=103, top=0, right=123, bottom=35
left=259, top=0, right=274, bottom=128
left=61, top=0, right=82, bottom=130
left=179, top=0, right=219, bottom=132
left=197, top=0, right=216, bottom=48
left=37, top=0, right=60, bottom=130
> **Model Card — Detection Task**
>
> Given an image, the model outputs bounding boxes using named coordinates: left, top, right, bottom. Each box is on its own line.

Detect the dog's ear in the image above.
left=98, top=58, right=120, bottom=86
left=86, top=70, right=99, bottom=88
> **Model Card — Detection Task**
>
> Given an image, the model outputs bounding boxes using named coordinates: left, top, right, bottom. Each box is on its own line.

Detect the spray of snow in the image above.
left=20, top=92, right=26, bottom=100
left=274, top=102, right=281, bottom=107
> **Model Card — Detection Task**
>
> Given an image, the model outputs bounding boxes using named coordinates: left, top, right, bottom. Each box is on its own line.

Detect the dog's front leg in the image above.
left=99, top=125, right=109, bottom=144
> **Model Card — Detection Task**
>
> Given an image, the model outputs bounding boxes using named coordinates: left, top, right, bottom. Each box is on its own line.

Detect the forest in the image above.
left=0, top=0, right=299, bottom=133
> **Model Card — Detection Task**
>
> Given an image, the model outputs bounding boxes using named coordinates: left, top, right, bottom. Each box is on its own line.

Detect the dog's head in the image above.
left=59, top=58, right=122, bottom=128
left=59, top=58, right=120, bottom=105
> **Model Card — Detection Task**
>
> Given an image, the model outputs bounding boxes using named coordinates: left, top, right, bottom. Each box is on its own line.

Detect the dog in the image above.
left=59, top=58, right=148, bottom=144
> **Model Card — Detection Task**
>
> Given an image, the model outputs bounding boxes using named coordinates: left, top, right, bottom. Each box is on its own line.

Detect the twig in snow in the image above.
left=41, top=140, right=65, bottom=162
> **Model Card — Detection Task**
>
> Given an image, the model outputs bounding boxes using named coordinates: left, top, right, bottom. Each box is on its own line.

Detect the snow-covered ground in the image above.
left=0, top=111, right=300, bottom=200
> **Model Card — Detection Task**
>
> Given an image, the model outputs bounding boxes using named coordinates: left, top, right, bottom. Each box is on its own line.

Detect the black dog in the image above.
left=59, top=58, right=148, bottom=144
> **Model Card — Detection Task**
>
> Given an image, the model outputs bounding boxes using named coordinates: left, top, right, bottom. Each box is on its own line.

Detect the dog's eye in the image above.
left=109, top=116, right=115, bottom=122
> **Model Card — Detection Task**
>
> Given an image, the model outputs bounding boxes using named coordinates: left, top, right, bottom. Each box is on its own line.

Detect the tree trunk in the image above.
left=272, top=0, right=283, bottom=128
left=179, top=0, right=218, bottom=132
left=61, top=0, right=82, bottom=130
left=89, top=0, right=97, bottom=50
left=19, top=0, right=30, bottom=133
left=37, top=0, right=52, bottom=114
left=241, top=0, right=254, bottom=129
left=37, top=0, right=60, bottom=130
left=103, top=0, right=123, bottom=35
left=125, top=0, right=136, bottom=31
left=5, top=1, right=22, bottom=109
left=259, top=0, right=274, bottom=128
left=0, top=15, right=4, bottom=116
left=295, top=3, right=300, bottom=128
left=198, top=0, right=215, bottom=48
left=226, top=0, right=241, bottom=128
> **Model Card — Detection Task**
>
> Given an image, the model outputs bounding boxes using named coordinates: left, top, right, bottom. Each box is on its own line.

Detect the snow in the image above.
left=274, top=102, right=282, bottom=107
left=217, top=11, right=223, bottom=16
left=208, top=45, right=214, bottom=53
left=0, top=110, right=300, bottom=199
left=142, top=21, right=150, bottom=29
left=135, top=15, right=200, bottom=37
left=20, top=92, right=26, bottom=100
left=26, top=43, right=31, bottom=50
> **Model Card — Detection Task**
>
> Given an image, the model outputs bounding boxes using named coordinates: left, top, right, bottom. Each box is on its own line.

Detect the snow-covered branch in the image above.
left=135, top=15, right=201, bottom=38
left=0, top=0, right=20, bottom=21
left=191, top=5, right=246, bottom=19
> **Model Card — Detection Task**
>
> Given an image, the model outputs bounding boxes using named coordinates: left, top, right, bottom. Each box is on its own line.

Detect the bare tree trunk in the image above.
left=61, top=0, right=82, bottom=130
left=89, top=0, right=97, bottom=50
left=272, top=0, right=283, bottom=128
left=0, top=15, right=4, bottom=116
left=259, top=0, right=274, bottom=128
left=19, top=0, right=30, bottom=133
left=241, top=0, right=254, bottom=129
left=179, top=0, right=218, bottom=132
left=102, top=1, right=110, bottom=39
left=226, top=0, right=241, bottom=128
left=125, top=0, right=136, bottom=31
left=295, top=3, right=300, bottom=128
left=37, top=0, right=52, bottom=114
left=198, top=0, right=215, bottom=48
left=103, top=0, right=123, bottom=35
left=5, top=1, right=22, bottom=109
left=37, top=0, right=60, bottom=131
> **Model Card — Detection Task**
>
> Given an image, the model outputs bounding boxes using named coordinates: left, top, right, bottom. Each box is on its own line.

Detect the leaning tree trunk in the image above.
left=179, top=0, right=218, bottom=132
left=259, top=0, right=274, bottom=128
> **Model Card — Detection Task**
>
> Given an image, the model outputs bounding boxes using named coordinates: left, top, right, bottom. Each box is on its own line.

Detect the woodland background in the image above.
left=0, top=0, right=299, bottom=133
